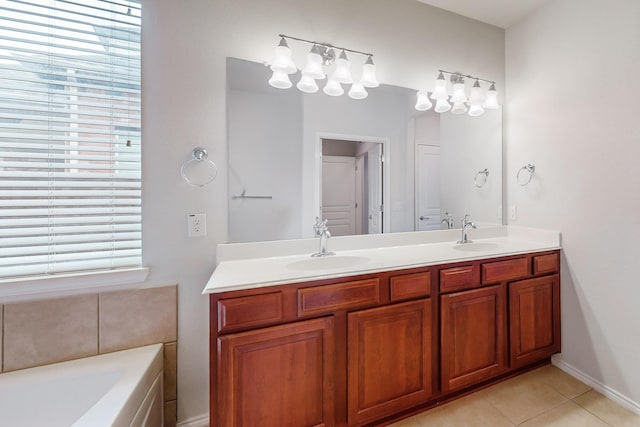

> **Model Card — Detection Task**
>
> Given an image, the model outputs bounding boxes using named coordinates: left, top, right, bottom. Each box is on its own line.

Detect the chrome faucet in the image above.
left=457, top=214, right=477, bottom=244
left=312, top=217, right=335, bottom=257
left=441, top=212, right=454, bottom=229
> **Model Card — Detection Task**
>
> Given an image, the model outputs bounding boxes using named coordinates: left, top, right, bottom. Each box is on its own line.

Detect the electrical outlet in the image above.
left=188, top=213, right=207, bottom=237
left=509, top=205, right=518, bottom=221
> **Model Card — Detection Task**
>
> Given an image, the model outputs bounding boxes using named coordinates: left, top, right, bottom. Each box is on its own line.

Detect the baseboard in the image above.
left=552, top=356, right=640, bottom=415
left=176, top=413, right=209, bottom=427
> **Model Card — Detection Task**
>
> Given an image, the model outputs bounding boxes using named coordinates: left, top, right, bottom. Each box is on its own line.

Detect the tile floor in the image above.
left=389, top=365, right=640, bottom=427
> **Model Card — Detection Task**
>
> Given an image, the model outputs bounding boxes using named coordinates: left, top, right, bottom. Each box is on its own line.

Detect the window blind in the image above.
left=0, top=0, right=142, bottom=279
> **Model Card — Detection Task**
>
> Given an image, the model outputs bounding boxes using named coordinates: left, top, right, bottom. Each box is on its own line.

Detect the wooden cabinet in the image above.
left=217, top=317, right=335, bottom=427
left=509, top=275, right=561, bottom=369
left=347, top=299, right=433, bottom=425
left=441, top=284, right=507, bottom=393
left=210, top=250, right=561, bottom=427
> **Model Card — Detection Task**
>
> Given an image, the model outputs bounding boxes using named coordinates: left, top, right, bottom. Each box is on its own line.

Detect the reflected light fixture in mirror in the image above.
left=415, top=91, right=433, bottom=111
left=267, top=34, right=378, bottom=100
left=416, top=70, right=499, bottom=117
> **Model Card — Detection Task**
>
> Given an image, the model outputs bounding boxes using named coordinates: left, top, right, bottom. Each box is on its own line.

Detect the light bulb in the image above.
left=301, top=45, right=325, bottom=80
left=435, top=99, right=451, bottom=113
left=270, top=38, right=297, bottom=74
left=348, top=82, right=368, bottom=99
left=360, top=56, right=379, bottom=88
left=468, top=105, right=485, bottom=117
left=451, top=102, right=467, bottom=114
left=450, top=76, right=468, bottom=103
left=330, top=50, right=353, bottom=84
left=430, top=72, right=449, bottom=100
left=268, top=69, right=292, bottom=89
left=323, top=79, right=344, bottom=96
left=483, top=83, right=499, bottom=109
left=297, top=74, right=319, bottom=93
left=415, top=91, right=433, bottom=111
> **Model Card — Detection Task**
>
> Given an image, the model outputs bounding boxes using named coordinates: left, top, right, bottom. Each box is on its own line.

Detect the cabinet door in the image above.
left=441, top=285, right=507, bottom=393
left=348, top=299, right=433, bottom=426
left=218, top=317, right=334, bottom=427
left=510, top=275, right=561, bottom=368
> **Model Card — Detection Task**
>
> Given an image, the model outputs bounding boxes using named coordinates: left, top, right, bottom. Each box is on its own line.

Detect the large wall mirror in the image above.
left=227, top=58, right=503, bottom=243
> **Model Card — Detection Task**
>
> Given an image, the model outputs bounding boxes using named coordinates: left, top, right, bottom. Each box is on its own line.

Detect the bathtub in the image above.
left=0, top=343, right=164, bottom=427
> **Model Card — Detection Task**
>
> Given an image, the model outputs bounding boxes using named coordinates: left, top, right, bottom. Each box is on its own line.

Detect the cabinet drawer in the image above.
left=298, top=278, right=381, bottom=317
left=533, top=253, right=559, bottom=275
left=440, top=265, right=481, bottom=293
left=218, top=292, right=284, bottom=333
left=482, top=257, right=529, bottom=284
left=390, top=272, right=431, bottom=301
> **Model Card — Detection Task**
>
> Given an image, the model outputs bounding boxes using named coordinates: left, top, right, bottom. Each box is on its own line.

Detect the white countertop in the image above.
left=203, top=226, right=561, bottom=294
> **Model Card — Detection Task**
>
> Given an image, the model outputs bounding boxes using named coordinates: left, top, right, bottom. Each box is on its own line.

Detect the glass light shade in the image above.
left=451, top=101, right=468, bottom=115
left=415, top=91, right=433, bottom=111
left=483, top=84, right=499, bottom=109
left=468, top=105, right=485, bottom=117
left=434, top=99, right=451, bottom=113
left=360, top=56, right=379, bottom=88
left=469, top=81, right=484, bottom=106
left=450, top=82, right=468, bottom=103
left=323, top=79, right=344, bottom=96
left=301, top=50, right=325, bottom=80
left=268, top=70, right=292, bottom=89
left=348, top=82, right=368, bottom=99
left=330, top=51, right=353, bottom=84
left=297, top=74, right=319, bottom=93
left=430, top=72, right=449, bottom=100
left=270, top=45, right=297, bottom=74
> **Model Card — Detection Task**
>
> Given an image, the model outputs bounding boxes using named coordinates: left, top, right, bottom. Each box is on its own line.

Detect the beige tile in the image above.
left=3, top=294, right=98, bottom=371
left=164, top=400, right=177, bottom=427
left=574, top=390, right=640, bottom=427
left=414, top=393, right=514, bottom=427
left=388, top=415, right=421, bottom=427
left=99, top=285, right=177, bottom=353
left=0, top=304, right=3, bottom=372
left=481, top=372, right=568, bottom=424
left=520, top=401, right=610, bottom=427
left=521, top=364, right=591, bottom=398
left=163, top=342, right=177, bottom=401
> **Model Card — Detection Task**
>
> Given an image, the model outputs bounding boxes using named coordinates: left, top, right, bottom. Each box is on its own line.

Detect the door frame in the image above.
left=315, top=132, right=390, bottom=234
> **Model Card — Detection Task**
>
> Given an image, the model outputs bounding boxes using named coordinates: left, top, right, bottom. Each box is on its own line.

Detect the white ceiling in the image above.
left=416, top=0, right=551, bottom=28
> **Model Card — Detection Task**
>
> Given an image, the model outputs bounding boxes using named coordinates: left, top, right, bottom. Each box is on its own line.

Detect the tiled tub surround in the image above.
left=0, top=285, right=178, bottom=427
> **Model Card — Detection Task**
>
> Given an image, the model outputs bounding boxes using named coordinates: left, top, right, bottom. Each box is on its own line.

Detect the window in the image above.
left=0, top=0, right=142, bottom=279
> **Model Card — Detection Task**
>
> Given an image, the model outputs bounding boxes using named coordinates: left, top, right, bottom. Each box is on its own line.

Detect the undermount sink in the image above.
left=452, top=242, right=502, bottom=252
left=287, top=255, right=370, bottom=271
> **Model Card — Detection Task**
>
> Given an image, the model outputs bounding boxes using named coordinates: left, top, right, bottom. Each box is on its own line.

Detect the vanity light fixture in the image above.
left=415, top=91, right=433, bottom=111
left=415, top=70, right=499, bottom=117
left=267, top=34, right=378, bottom=100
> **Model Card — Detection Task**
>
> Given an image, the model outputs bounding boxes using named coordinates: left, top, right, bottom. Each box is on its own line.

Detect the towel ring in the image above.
left=474, top=168, right=489, bottom=188
left=181, top=147, right=218, bottom=187
left=517, top=163, right=535, bottom=186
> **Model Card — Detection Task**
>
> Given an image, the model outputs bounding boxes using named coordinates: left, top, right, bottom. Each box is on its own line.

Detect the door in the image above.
left=416, top=145, right=441, bottom=231
left=348, top=299, right=433, bottom=425
left=322, top=156, right=356, bottom=236
left=441, top=284, right=507, bottom=393
left=509, top=275, right=561, bottom=369
left=217, top=317, right=335, bottom=427
left=355, top=155, right=365, bottom=235
left=367, top=144, right=383, bottom=234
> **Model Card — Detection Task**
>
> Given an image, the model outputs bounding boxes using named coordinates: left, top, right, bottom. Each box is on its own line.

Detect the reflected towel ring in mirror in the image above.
left=181, top=147, right=218, bottom=187
left=517, top=163, right=535, bottom=186
left=474, top=168, right=489, bottom=188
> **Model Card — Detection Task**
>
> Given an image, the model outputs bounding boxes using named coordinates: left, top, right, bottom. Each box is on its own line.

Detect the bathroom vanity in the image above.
left=204, top=227, right=561, bottom=426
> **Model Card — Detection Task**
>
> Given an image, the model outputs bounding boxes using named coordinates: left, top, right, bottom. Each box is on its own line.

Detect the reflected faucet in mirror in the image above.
left=457, top=214, right=477, bottom=244
left=312, top=217, right=335, bottom=257
left=441, top=212, right=454, bottom=229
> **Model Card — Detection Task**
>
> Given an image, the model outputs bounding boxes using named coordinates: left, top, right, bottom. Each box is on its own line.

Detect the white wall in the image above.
left=142, top=0, right=504, bottom=422
left=506, top=0, right=640, bottom=409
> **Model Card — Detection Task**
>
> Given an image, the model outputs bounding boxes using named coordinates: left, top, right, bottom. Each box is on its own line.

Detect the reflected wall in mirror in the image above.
left=227, top=58, right=503, bottom=243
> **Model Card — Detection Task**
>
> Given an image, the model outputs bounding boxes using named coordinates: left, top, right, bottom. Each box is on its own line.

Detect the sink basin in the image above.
left=287, top=255, right=370, bottom=271
left=452, top=242, right=502, bottom=252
